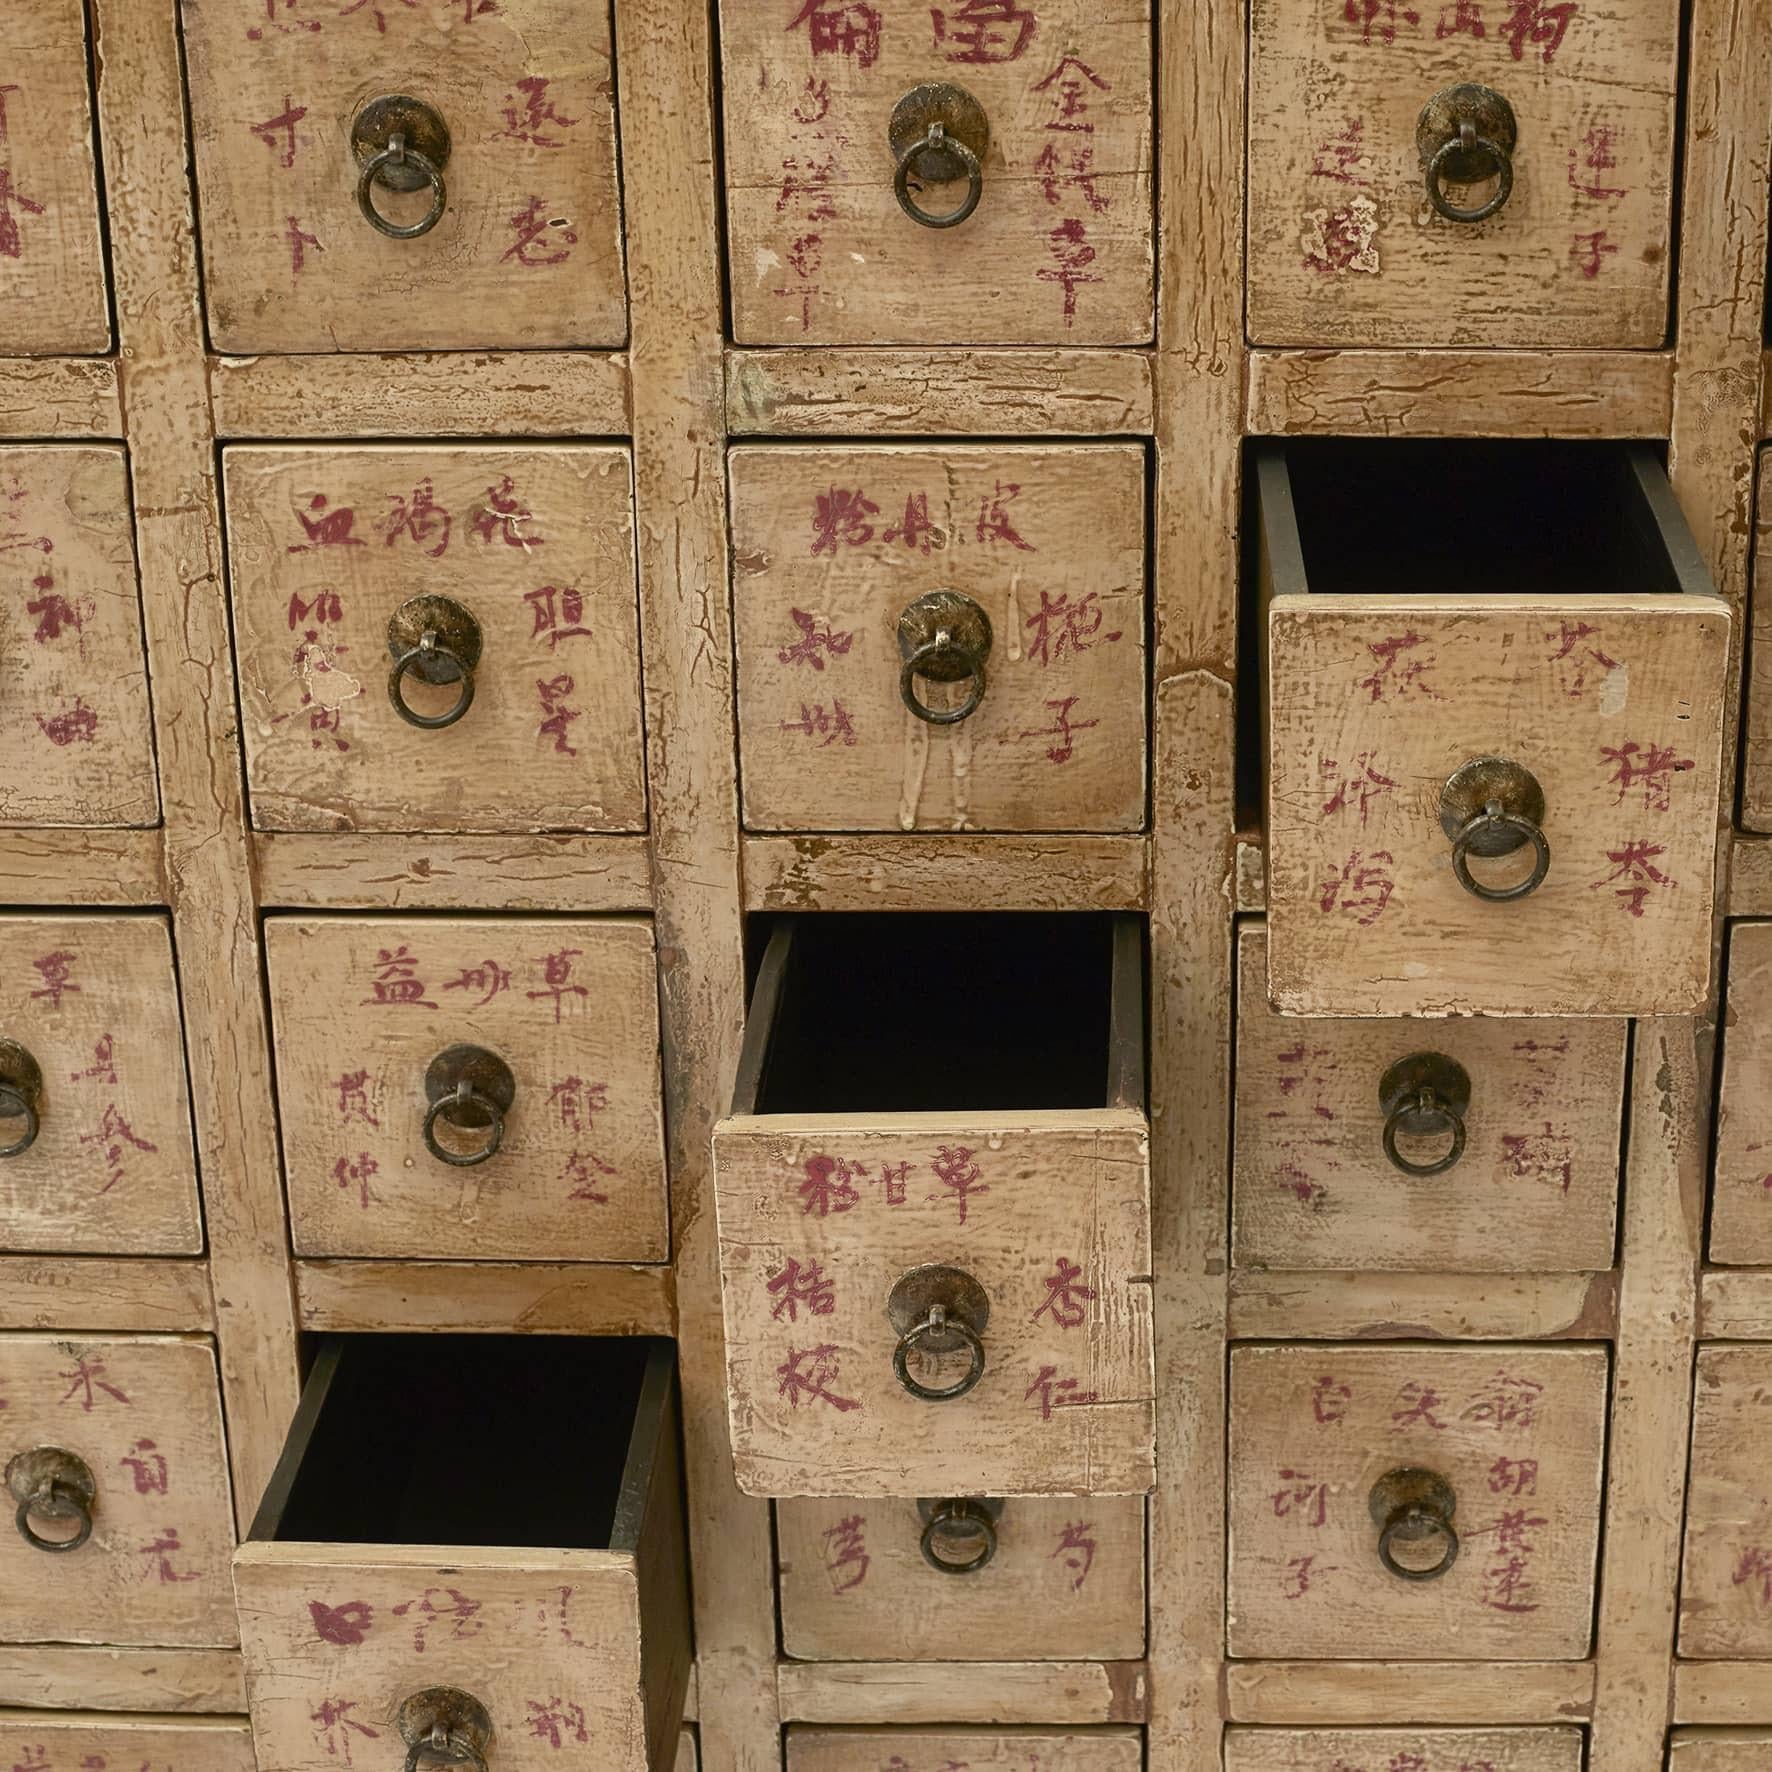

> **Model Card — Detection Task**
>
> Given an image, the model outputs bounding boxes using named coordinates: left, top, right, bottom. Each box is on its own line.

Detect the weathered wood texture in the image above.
left=1223, top=1727, right=1583, bottom=1771
left=0, top=1257, right=212, bottom=1332
left=1674, top=1665, right=1772, bottom=1725
left=1712, top=920, right=1772, bottom=1261
left=786, top=1723, right=1144, bottom=1761
left=295, top=1260, right=674, bottom=1336
left=1670, top=1731, right=1772, bottom=1767
left=1222, top=1660, right=1595, bottom=1725
left=0, top=362, right=121, bottom=440
left=1698, top=1269, right=1772, bottom=1340
left=0, top=1649, right=245, bottom=1714
left=1226, top=1270, right=1615, bottom=1341
left=0, top=1711, right=254, bottom=1772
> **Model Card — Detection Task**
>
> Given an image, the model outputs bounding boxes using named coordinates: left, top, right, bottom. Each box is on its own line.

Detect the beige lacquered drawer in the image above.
left=719, top=3, right=1152, bottom=346
left=0, top=1715, right=254, bottom=1772
left=1247, top=0, right=1675, bottom=347
left=714, top=913, right=1154, bottom=1498
left=730, top=445, right=1146, bottom=833
left=788, top=1731, right=1140, bottom=1772
left=180, top=0, right=625, bottom=353
left=1227, top=1343, right=1607, bottom=1659
left=777, top=1495, right=1144, bottom=1660
left=1670, top=1733, right=1772, bottom=1769
left=1225, top=1728, right=1583, bottom=1772
left=0, top=3, right=108, bottom=354
left=1711, top=924, right=1772, bottom=1263
left=237, top=1336, right=688, bottom=1772
left=1259, top=440, right=1728, bottom=1019
left=0, top=1334, right=236, bottom=1647
left=224, top=446, right=644, bottom=834
left=264, top=916, right=666, bottom=1262
left=0, top=447, right=158, bottom=827
left=1678, top=1344, right=1772, bottom=1658
left=0, top=913, right=201, bottom=1256
left=1233, top=925, right=1623, bottom=1271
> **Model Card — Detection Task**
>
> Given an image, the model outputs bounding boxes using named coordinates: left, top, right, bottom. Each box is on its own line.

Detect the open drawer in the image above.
left=235, top=1336, right=689, bottom=1772
left=1258, top=439, right=1729, bottom=1018
left=713, top=912, right=1155, bottom=1498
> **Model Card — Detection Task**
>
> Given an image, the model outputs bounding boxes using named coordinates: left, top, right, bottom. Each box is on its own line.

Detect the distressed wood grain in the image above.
left=1223, top=1659, right=1595, bottom=1724
left=1712, top=921, right=1772, bottom=1262
left=1224, top=1727, right=1583, bottom=1771
left=0, top=361, right=120, bottom=439
left=1670, top=1730, right=1772, bottom=1767
left=0, top=1258, right=212, bottom=1332
left=0, top=1651, right=246, bottom=1713
left=1226, top=1270, right=1615, bottom=1341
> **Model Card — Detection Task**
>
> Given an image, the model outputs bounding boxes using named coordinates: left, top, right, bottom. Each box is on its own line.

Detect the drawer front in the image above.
left=0, top=1334, right=237, bottom=1647
left=0, top=448, right=158, bottom=827
left=777, top=1494, right=1145, bottom=1660
left=1712, top=923, right=1772, bottom=1263
left=1247, top=0, right=1676, bottom=347
left=1233, top=926, right=1623, bottom=1271
left=1670, top=1734, right=1772, bottom=1769
left=731, top=445, right=1147, bottom=833
left=1227, top=1343, right=1607, bottom=1659
left=1266, top=596, right=1728, bottom=1016
left=787, top=1731, right=1141, bottom=1772
left=714, top=1112, right=1155, bottom=1496
left=235, top=1549, right=661, bottom=1772
left=1225, top=1729, right=1584, bottom=1771
left=1678, top=1344, right=1772, bottom=1658
left=182, top=0, right=625, bottom=353
left=0, top=3, right=109, bottom=354
left=265, top=916, right=666, bottom=1261
left=0, top=913, right=202, bottom=1256
left=0, top=1716, right=254, bottom=1772
left=225, top=446, right=644, bottom=834
left=719, top=3, right=1153, bottom=346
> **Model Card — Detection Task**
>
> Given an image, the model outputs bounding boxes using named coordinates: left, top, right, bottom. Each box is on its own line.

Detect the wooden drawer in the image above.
left=264, top=916, right=666, bottom=1262
left=1678, top=1344, right=1772, bottom=1658
left=777, top=1494, right=1144, bottom=1660
left=1232, top=925, right=1623, bottom=1271
left=714, top=913, right=1154, bottom=1497
left=730, top=445, right=1146, bottom=834
left=0, top=1333, right=237, bottom=1647
left=1258, top=440, right=1728, bottom=1018
left=1670, top=1734, right=1772, bottom=1769
left=237, top=1336, right=688, bottom=1772
left=0, top=2, right=109, bottom=354
left=1225, top=1728, right=1583, bottom=1771
left=1714, top=924, right=1772, bottom=1264
left=1247, top=0, right=1676, bottom=347
left=224, top=446, right=644, bottom=835
left=1227, top=1343, right=1607, bottom=1659
left=0, top=447, right=158, bottom=828
left=718, top=2, right=1153, bottom=346
left=0, top=913, right=202, bottom=1256
left=1743, top=453, right=1771, bottom=830
left=181, top=0, right=625, bottom=353
left=787, top=1730, right=1141, bottom=1772
left=0, top=1715, right=254, bottom=1772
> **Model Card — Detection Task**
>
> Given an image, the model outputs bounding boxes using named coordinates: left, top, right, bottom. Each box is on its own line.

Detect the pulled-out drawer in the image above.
left=1225, top=1729, right=1583, bottom=1771
left=236, top=1336, right=689, bottom=1772
left=714, top=913, right=1154, bottom=1497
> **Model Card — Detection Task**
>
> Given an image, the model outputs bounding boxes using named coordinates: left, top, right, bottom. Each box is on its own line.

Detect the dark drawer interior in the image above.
left=735, top=912, right=1145, bottom=1118
left=250, top=1335, right=674, bottom=1552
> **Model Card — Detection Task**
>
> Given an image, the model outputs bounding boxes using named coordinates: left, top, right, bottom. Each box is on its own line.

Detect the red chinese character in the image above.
left=361, top=945, right=437, bottom=1009
left=1459, top=1371, right=1545, bottom=1430
left=1312, top=1375, right=1351, bottom=1424
left=249, top=98, right=308, bottom=168
left=338, top=0, right=419, bottom=30
left=285, top=215, right=323, bottom=276
left=799, top=1152, right=862, bottom=1216
left=882, top=493, right=941, bottom=553
left=1436, top=0, right=1486, bottom=31
left=1319, top=751, right=1397, bottom=824
left=1482, top=1509, right=1547, bottom=1612
left=310, top=1700, right=378, bottom=1765
left=1390, top=1380, right=1448, bottom=1429
left=777, top=607, right=856, bottom=670
left=139, top=1527, right=199, bottom=1583
left=1032, top=55, right=1110, bottom=132
left=767, top=1256, right=838, bottom=1321
left=1387, top=1757, right=1428, bottom=1772
left=1600, top=739, right=1694, bottom=813
left=288, top=494, right=366, bottom=553
left=811, top=486, right=879, bottom=554
left=780, top=700, right=858, bottom=745
left=1318, top=848, right=1396, bottom=927
left=1488, top=1456, right=1539, bottom=1496
left=26, top=589, right=92, bottom=648
left=79, top=1103, right=158, bottom=1194
left=1281, top=1553, right=1323, bottom=1599
left=442, top=961, right=512, bottom=1009
left=1344, top=0, right=1420, bottom=40
left=1031, top=1255, right=1096, bottom=1329
left=536, top=672, right=582, bottom=757
left=12, top=1749, right=47, bottom=1772
left=391, top=1586, right=483, bottom=1653
left=1590, top=839, right=1674, bottom=917
left=501, top=196, right=576, bottom=266
left=932, top=0, right=1038, bottom=63
left=1500, top=1123, right=1573, bottom=1193
left=524, top=1701, right=587, bottom=1750
left=527, top=948, right=588, bottom=1022
left=469, top=474, right=545, bottom=550
left=525, top=585, right=593, bottom=647
left=1310, top=118, right=1372, bottom=185
left=1303, top=196, right=1381, bottom=274
left=247, top=0, right=322, bottom=39
left=787, top=0, right=883, bottom=65
left=1270, top=1467, right=1329, bottom=1527
left=118, top=1438, right=169, bottom=1494
left=793, top=77, right=833, bottom=125
left=776, top=154, right=839, bottom=224
left=36, top=697, right=99, bottom=746
left=1051, top=1519, right=1097, bottom=1589
left=332, top=1071, right=379, bottom=1127
left=379, top=479, right=452, bottom=556
left=1033, top=143, right=1108, bottom=212
left=287, top=590, right=344, bottom=634
left=30, top=950, right=79, bottom=1009
left=59, top=1353, right=130, bottom=1411
left=1500, top=0, right=1577, bottom=61
left=1546, top=619, right=1619, bottom=697
left=929, top=1143, right=988, bottom=1223
left=777, top=1343, right=862, bottom=1412
left=499, top=77, right=579, bottom=149
left=546, top=1076, right=609, bottom=1132
left=1568, top=122, right=1627, bottom=199
left=1733, top=1545, right=1772, bottom=1606
left=1025, top=589, right=1111, bottom=666
left=0, top=167, right=45, bottom=260
left=822, top=1513, right=870, bottom=1591
left=562, top=1148, right=617, bottom=1203
left=1359, top=630, right=1439, bottom=701
left=1570, top=228, right=1619, bottom=280
left=1019, top=694, right=1099, bottom=764
left=775, top=230, right=825, bottom=330
left=332, top=1152, right=379, bottom=1210
left=70, top=1033, right=117, bottom=1085
left=1025, top=1364, right=1100, bottom=1419
left=1037, top=217, right=1102, bottom=323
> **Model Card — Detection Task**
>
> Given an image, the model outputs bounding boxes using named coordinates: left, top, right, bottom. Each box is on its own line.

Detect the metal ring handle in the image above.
left=899, top=637, right=987, bottom=725
left=1382, top=1085, right=1467, bottom=1178
left=892, top=1302, right=986, bottom=1402
left=403, top=1731, right=489, bottom=1772
left=1378, top=1502, right=1460, bottom=1582
left=1450, top=799, right=1551, bottom=901
left=1425, top=123, right=1514, bottom=224
left=15, top=1480, right=92, bottom=1554
left=358, top=133, right=447, bottom=240
left=422, top=1082, right=505, bottom=1168
left=388, top=631, right=476, bottom=731
left=894, top=123, right=984, bottom=230
left=919, top=1500, right=998, bottom=1575
left=0, top=1079, right=40, bottom=1158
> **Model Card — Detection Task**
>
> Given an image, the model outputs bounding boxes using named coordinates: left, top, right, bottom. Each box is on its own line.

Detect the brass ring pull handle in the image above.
left=918, top=1496, right=1002, bottom=1574
left=0, top=1040, right=45, bottom=1159
left=6, top=1448, right=96, bottom=1553
left=887, top=1264, right=991, bottom=1403
left=386, top=595, right=482, bottom=731
left=1417, top=84, right=1517, bottom=224
left=421, top=1045, right=516, bottom=1169
left=889, top=84, right=990, bottom=230
left=1439, top=757, right=1551, bottom=903
left=353, top=96, right=452, bottom=241
left=1370, top=1468, right=1459, bottom=1583
left=1378, top=1052, right=1472, bottom=1179
left=897, top=590, right=993, bottom=726
left=397, top=1690, right=492, bottom=1772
